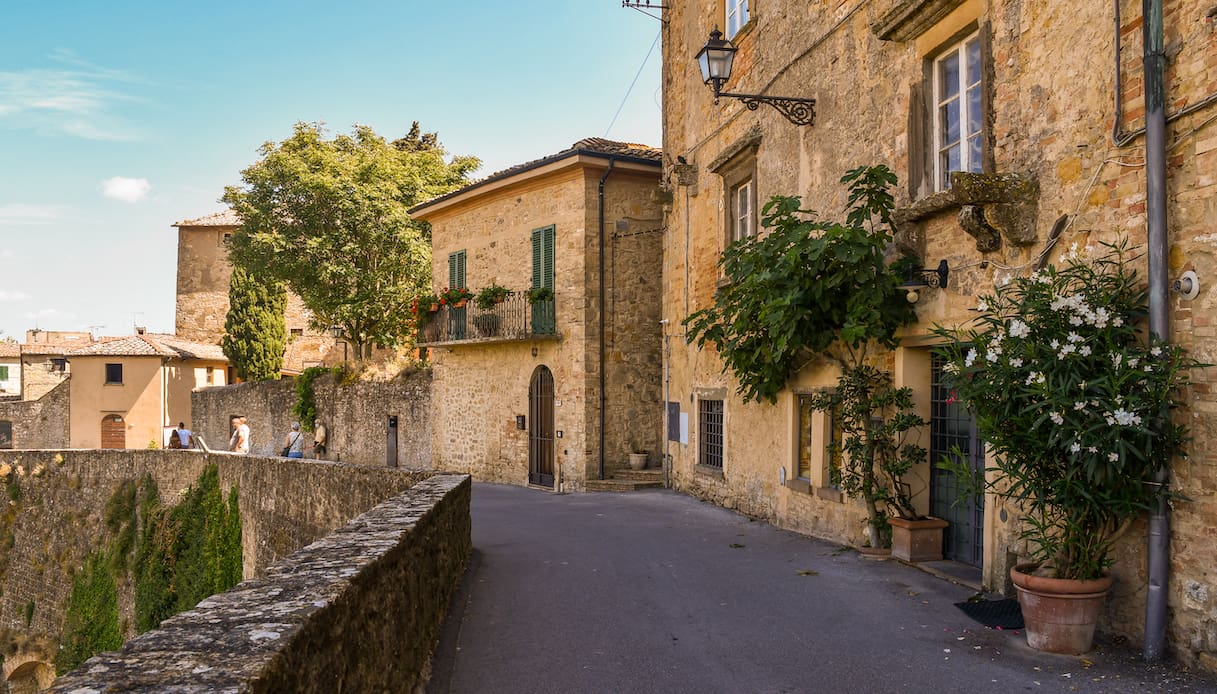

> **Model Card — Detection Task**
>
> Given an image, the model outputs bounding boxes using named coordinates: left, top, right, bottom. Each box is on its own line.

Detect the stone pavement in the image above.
left=427, top=484, right=1217, bottom=694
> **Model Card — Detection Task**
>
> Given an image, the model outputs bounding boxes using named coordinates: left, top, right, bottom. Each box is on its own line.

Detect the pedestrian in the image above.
left=229, top=416, right=250, bottom=454
left=177, top=421, right=193, bottom=449
left=312, top=419, right=327, bottom=460
left=168, top=428, right=182, bottom=449
left=282, top=422, right=305, bottom=459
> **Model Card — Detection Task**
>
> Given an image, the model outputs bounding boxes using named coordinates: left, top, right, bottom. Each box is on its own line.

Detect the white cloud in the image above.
left=101, top=177, right=151, bottom=203
left=0, top=50, right=145, bottom=141
left=0, top=204, right=60, bottom=225
left=0, top=291, right=30, bottom=302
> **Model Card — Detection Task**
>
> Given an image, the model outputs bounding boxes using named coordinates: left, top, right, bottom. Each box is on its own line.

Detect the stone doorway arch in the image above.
left=5, top=655, right=55, bottom=693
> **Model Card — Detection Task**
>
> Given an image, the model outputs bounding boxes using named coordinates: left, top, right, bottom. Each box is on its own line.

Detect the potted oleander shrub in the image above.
left=474, top=283, right=511, bottom=310
left=525, top=286, right=553, bottom=304
left=933, top=240, right=1200, bottom=654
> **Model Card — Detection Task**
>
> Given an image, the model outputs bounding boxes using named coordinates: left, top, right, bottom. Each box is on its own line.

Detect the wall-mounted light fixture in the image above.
left=1173, top=269, right=1199, bottom=300
left=897, top=260, right=949, bottom=303
left=695, top=28, right=817, bottom=126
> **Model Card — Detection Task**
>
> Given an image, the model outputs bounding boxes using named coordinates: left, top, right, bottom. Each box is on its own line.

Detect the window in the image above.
left=0, top=366, right=7, bottom=381
left=725, top=0, right=750, bottom=38
left=531, top=226, right=556, bottom=335
left=206, top=366, right=215, bottom=385
left=50, top=358, right=66, bottom=373
left=729, top=177, right=755, bottom=243
left=104, top=363, right=123, bottom=385
left=289, top=328, right=304, bottom=338
left=448, top=250, right=467, bottom=290
left=699, top=398, right=724, bottom=469
left=796, top=394, right=843, bottom=486
left=933, top=32, right=983, bottom=190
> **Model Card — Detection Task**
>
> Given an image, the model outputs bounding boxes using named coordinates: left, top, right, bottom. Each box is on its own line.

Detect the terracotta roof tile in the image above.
left=173, top=209, right=241, bottom=227
left=68, top=334, right=227, bottom=361
left=412, top=137, right=662, bottom=214
left=0, top=343, right=18, bottom=358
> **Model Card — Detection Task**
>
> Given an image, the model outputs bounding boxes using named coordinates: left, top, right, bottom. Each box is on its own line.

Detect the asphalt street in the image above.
left=427, top=483, right=1217, bottom=694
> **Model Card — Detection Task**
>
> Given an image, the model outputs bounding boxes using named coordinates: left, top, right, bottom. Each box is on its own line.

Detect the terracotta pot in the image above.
left=857, top=546, right=891, bottom=560
left=628, top=452, right=647, bottom=470
left=1011, top=563, right=1112, bottom=654
left=889, top=516, right=948, bottom=562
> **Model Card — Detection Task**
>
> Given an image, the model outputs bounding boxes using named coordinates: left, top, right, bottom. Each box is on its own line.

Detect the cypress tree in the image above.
left=221, top=266, right=287, bottom=381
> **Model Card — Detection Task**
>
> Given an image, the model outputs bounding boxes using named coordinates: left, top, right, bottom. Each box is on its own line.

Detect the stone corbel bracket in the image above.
left=893, top=172, right=1039, bottom=257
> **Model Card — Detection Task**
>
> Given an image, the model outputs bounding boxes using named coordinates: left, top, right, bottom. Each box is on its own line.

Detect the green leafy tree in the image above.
left=221, top=266, right=287, bottom=381
left=685, top=166, right=922, bottom=547
left=222, top=121, right=479, bottom=359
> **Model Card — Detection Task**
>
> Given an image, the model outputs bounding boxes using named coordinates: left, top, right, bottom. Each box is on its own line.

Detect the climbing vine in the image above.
left=55, top=551, right=121, bottom=674
left=293, top=366, right=339, bottom=433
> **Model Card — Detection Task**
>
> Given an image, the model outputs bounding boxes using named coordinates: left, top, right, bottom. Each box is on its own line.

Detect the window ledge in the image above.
left=785, top=478, right=812, bottom=494
left=695, top=464, right=725, bottom=479
left=872, top=0, right=968, bottom=42
left=893, top=172, right=1039, bottom=256
left=815, top=485, right=844, bottom=504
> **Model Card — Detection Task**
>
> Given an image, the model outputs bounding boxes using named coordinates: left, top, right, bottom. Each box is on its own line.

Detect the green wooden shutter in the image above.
left=531, top=230, right=543, bottom=289
left=448, top=250, right=466, bottom=289
left=531, top=226, right=554, bottom=289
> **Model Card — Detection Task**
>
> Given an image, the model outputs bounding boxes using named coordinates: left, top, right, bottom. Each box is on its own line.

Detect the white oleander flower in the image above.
left=1049, top=412, right=1064, bottom=425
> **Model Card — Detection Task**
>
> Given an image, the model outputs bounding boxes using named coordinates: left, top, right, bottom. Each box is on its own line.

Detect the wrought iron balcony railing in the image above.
left=416, top=292, right=557, bottom=346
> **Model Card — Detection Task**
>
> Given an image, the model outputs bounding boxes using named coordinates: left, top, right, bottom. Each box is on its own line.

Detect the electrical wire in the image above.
left=604, top=29, right=661, bottom=138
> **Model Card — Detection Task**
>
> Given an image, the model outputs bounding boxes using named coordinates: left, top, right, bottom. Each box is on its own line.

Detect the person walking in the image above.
left=229, top=416, right=250, bottom=454
left=312, top=419, right=328, bottom=460
left=177, top=422, right=193, bottom=449
left=282, top=422, right=305, bottom=459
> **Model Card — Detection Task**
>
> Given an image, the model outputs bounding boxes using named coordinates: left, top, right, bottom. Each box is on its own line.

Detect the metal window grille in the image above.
left=699, top=399, right=724, bottom=469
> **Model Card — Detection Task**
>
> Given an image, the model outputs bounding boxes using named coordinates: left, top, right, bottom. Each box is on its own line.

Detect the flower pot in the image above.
left=889, top=516, right=948, bottom=562
left=1011, top=563, right=1112, bottom=654
left=857, top=546, right=891, bottom=560
left=628, top=452, right=647, bottom=470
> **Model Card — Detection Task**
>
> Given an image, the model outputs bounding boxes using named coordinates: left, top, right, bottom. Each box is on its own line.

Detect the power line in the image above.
left=604, top=29, right=661, bottom=138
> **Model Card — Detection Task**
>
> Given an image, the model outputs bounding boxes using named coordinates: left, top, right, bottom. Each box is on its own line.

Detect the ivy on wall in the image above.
left=293, top=366, right=340, bottom=432
left=57, top=464, right=244, bottom=672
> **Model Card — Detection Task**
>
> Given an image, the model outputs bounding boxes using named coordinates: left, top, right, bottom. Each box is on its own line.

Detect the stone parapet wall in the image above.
left=0, top=450, right=437, bottom=657
left=51, top=474, right=471, bottom=694
left=191, top=369, right=431, bottom=468
left=0, top=381, right=69, bottom=450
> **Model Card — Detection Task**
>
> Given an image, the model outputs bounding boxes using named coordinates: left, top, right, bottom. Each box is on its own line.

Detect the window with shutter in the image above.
left=448, top=250, right=467, bottom=339
left=531, top=226, right=556, bottom=334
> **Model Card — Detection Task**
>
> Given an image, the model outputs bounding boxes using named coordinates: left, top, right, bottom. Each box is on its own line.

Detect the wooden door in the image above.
left=100, top=415, right=125, bottom=449
left=528, top=366, right=555, bottom=487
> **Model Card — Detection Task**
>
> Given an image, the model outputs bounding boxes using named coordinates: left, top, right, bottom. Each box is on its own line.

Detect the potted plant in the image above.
left=933, top=240, right=1200, bottom=654
left=442, top=286, right=473, bottom=308
left=412, top=293, right=440, bottom=331
left=475, top=284, right=512, bottom=310
left=525, top=286, right=554, bottom=304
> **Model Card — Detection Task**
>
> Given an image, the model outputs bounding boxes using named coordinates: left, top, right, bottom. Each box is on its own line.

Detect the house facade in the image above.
left=412, top=138, right=664, bottom=491
left=660, top=0, right=1217, bottom=664
left=172, top=210, right=341, bottom=373
left=0, top=343, right=18, bottom=398
left=67, top=333, right=227, bottom=449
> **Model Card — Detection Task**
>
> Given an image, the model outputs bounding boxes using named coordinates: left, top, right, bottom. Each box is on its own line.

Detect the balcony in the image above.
left=417, top=292, right=557, bottom=347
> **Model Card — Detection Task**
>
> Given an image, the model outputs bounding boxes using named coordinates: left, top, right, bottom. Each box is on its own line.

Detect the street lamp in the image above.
left=896, top=260, right=950, bottom=304
left=329, top=325, right=348, bottom=364
left=695, top=28, right=817, bottom=126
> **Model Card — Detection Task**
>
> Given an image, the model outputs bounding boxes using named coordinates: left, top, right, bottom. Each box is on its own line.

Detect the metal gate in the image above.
left=528, top=366, right=555, bottom=487
left=929, top=355, right=984, bottom=566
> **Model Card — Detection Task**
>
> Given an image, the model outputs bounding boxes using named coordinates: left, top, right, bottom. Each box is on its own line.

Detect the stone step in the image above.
left=584, top=478, right=664, bottom=492
left=614, top=468, right=663, bottom=481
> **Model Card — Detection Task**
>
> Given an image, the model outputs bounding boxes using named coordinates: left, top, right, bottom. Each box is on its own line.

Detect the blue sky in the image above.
left=0, top=1, right=663, bottom=341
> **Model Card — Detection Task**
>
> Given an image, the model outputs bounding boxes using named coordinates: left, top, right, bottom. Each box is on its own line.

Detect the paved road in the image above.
left=428, top=484, right=1217, bottom=694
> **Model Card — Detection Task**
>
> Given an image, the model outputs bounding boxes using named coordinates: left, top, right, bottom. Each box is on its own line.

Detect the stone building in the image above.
left=20, top=329, right=90, bottom=401
left=66, top=332, right=227, bottom=448
left=0, top=342, right=18, bottom=398
left=172, top=210, right=341, bottom=373
left=411, top=138, right=664, bottom=491
left=659, top=0, right=1217, bottom=667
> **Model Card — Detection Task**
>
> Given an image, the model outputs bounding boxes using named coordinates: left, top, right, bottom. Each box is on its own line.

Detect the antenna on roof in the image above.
left=131, top=313, right=145, bottom=335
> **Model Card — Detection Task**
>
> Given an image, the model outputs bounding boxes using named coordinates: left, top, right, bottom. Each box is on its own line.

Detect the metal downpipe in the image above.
left=598, top=157, right=617, bottom=481
left=1141, top=0, right=1171, bottom=662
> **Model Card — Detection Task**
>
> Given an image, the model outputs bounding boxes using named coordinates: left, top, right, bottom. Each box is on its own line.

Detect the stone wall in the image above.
left=191, top=369, right=432, bottom=468
left=51, top=473, right=470, bottom=693
left=19, top=356, right=68, bottom=402
left=660, top=0, right=1217, bottom=669
left=0, top=448, right=439, bottom=679
left=0, top=381, right=69, bottom=450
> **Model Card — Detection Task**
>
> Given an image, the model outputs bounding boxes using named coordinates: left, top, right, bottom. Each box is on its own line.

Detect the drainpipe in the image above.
left=1141, top=0, right=1170, bottom=662
left=598, top=156, right=617, bottom=481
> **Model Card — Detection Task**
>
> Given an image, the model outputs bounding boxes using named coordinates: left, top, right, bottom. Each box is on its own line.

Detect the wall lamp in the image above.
left=696, top=28, right=817, bottom=126
left=897, top=260, right=949, bottom=303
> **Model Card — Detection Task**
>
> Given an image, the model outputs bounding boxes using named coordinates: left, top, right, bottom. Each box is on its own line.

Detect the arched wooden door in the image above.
left=100, top=415, right=125, bottom=449
left=528, top=366, right=555, bottom=488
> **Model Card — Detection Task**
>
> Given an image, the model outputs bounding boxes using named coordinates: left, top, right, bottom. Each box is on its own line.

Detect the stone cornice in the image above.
left=872, top=0, right=968, bottom=42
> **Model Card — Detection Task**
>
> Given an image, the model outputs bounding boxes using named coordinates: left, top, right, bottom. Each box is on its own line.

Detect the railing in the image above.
left=417, top=292, right=556, bottom=345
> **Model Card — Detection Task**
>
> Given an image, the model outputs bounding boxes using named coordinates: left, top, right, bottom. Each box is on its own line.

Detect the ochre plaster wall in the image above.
left=68, top=356, right=165, bottom=449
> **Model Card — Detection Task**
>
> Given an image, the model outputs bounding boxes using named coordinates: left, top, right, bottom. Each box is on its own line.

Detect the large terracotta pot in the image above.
left=1010, top=563, right=1113, bottom=654
left=628, top=452, right=648, bottom=470
left=889, top=516, right=948, bottom=562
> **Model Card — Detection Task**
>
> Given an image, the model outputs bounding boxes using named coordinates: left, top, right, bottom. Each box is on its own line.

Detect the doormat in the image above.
left=955, top=598, right=1024, bottom=630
